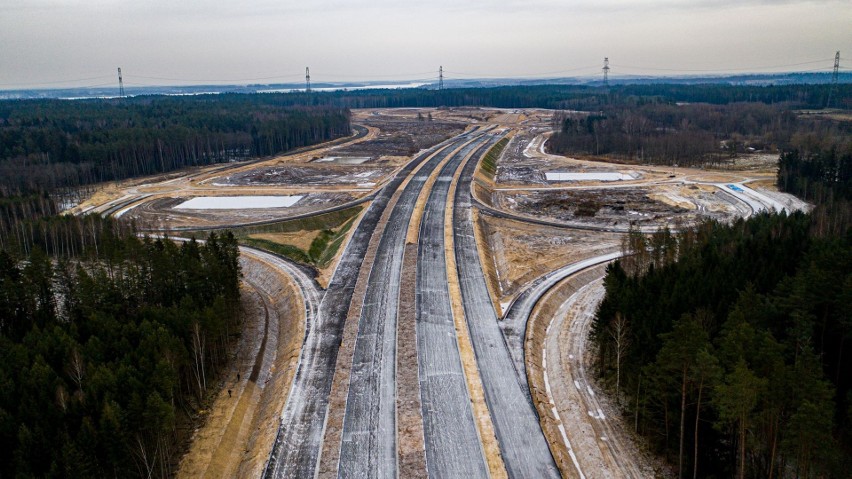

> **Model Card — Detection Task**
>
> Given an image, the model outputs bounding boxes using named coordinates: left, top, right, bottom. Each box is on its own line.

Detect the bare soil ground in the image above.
left=248, top=231, right=320, bottom=251
left=216, top=164, right=395, bottom=187
left=493, top=186, right=739, bottom=229
left=477, top=214, right=621, bottom=302
left=336, top=113, right=466, bottom=158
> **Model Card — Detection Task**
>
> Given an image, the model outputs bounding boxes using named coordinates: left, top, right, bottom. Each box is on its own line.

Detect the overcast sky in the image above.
left=1, top=0, right=849, bottom=89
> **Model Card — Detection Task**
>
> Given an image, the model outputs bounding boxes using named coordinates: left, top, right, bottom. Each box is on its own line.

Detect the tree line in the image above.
left=0, top=96, right=351, bottom=194
left=778, top=140, right=851, bottom=237
left=547, top=99, right=852, bottom=167
left=591, top=142, right=851, bottom=477
left=0, top=214, right=241, bottom=478
left=253, top=83, right=851, bottom=110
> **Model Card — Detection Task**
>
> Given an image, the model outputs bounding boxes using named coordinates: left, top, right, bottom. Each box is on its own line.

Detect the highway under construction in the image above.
left=76, top=107, right=808, bottom=478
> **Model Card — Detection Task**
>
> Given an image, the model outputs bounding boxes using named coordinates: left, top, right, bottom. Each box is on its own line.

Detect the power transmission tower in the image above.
left=602, top=57, right=610, bottom=87
left=439, top=66, right=444, bottom=91
left=306, top=67, right=311, bottom=93
left=117, top=67, right=125, bottom=97
left=826, top=51, right=840, bottom=108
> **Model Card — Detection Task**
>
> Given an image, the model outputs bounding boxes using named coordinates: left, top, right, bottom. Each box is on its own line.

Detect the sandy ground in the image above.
left=176, top=251, right=305, bottom=479
left=248, top=231, right=320, bottom=251
left=477, top=214, right=621, bottom=303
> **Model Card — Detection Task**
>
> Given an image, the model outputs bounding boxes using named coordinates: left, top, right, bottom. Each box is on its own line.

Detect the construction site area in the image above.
left=72, top=107, right=808, bottom=479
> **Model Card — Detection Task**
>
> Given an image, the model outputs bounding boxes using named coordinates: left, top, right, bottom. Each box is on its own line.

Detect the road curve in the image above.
left=239, top=246, right=322, bottom=326
left=544, top=277, right=649, bottom=478
left=416, top=137, right=492, bottom=478
left=453, top=136, right=561, bottom=478
left=501, top=252, right=624, bottom=391
left=264, top=129, right=482, bottom=479
left=337, top=134, right=479, bottom=477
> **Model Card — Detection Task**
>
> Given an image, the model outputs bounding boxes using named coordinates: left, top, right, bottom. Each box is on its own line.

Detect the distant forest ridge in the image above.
left=1, top=70, right=850, bottom=100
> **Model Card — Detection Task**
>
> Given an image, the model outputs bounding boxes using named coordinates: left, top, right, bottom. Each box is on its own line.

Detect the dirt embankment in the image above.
left=477, top=214, right=620, bottom=303
left=397, top=244, right=427, bottom=478
left=176, top=253, right=305, bottom=479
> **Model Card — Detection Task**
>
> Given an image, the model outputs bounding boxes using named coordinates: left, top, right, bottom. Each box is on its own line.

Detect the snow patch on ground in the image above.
left=545, top=172, right=634, bottom=182
left=314, top=156, right=372, bottom=164
left=174, top=195, right=303, bottom=209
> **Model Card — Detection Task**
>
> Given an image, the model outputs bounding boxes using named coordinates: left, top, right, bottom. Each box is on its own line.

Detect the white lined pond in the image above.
left=174, top=195, right=303, bottom=209
left=545, top=172, right=634, bottom=182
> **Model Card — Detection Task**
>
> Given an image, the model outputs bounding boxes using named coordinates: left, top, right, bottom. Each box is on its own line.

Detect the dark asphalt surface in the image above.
left=337, top=134, right=477, bottom=478
left=452, top=135, right=561, bottom=478
left=416, top=136, right=492, bottom=478
left=264, top=129, right=481, bottom=479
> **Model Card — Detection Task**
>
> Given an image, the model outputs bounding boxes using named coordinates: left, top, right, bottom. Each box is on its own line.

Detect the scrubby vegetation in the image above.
left=237, top=206, right=362, bottom=269
left=478, top=137, right=509, bottom=180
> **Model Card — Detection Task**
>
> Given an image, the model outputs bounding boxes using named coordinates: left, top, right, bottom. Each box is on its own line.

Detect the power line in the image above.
left=126, top=72, right=305, bottom=83
left=2, top=56, right=845, bottom=90
left=442, top=65, right=601, bottom=78
left=602, top=57, right=610, bottom=86
left=0, top=75, right=115, bottom=87
left=117, top=68, right=125, bottom=98
left=305, top=67, right=311, bottom=93
left=612, top=57, right=837, bottom=74
left=827, top=51, right=841, bottom=109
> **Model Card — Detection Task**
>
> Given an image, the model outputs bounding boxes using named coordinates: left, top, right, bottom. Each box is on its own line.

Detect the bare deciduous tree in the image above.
left=609, top=312, right=630, bottom=404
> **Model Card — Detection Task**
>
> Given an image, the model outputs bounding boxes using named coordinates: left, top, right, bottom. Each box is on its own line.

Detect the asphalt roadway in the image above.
left=416, top=136, right=492, bottom=478
left=337, top=133, right=484, bottom=478
left=264, top=128, right=481, bottom=478
left=452, top=135, right=561, bottom=478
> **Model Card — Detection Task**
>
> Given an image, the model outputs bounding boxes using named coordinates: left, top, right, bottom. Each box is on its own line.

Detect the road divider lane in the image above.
left=416, top=137, right=492, bottom=478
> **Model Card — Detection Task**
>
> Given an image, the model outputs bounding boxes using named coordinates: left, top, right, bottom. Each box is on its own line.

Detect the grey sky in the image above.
left=1, top=0, right=849, bottom=88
